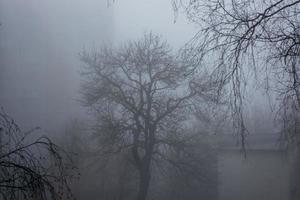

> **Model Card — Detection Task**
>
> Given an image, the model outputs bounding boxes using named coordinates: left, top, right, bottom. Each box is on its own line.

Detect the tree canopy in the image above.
left=173, top=0, right=300, bottom=144
left=80, top=32, right=219, bottom=200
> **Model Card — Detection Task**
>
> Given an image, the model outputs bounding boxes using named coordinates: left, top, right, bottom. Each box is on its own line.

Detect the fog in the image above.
left=113, top=0, right=196, bottom=46
left=0, top=0, right=195, bottom=130
left=0, top=0, right=113, bottom=130
left=0, top=1, right=299, bottom=200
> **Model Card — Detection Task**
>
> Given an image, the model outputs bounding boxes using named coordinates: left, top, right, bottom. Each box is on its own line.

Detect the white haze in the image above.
left=0, top=0, right=196, bottom=133
left=0, top=0, right=275, bottom=138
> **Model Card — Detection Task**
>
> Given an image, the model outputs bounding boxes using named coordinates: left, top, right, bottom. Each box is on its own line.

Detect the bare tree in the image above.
left=170, top=1, right=300, bottom=198
left=172, top=0, right=300, bottom=145
left=0, top=108, right=75, bottom=200
left=80, top=32, right=218, bottom=200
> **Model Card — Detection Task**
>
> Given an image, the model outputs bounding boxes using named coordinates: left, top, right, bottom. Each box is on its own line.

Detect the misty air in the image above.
left=0, top=0, right=299, bottom=200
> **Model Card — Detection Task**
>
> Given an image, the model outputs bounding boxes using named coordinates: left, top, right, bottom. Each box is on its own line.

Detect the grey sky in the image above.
left=0, top=0, right=196, bottom=132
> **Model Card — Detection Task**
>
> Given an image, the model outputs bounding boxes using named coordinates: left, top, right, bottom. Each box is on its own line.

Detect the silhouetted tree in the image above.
left=80, top=32, right=219, bottom=200
left=0, top=108, right=75, bottom=200
left=172, top=1, right=300, bottom=198
left=173, top=0, right=300, bottom=146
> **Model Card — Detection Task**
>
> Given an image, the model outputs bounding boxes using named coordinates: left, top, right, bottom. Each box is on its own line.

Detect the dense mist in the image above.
left=0, top=0, right=195, bottom=131
left=0, top=0, right=113, bottom=130
left=1, top=1, right=299, bottom=200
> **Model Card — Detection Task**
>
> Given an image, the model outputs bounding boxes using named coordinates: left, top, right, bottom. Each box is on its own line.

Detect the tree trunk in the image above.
left=136, top=166, right=151, bottom=200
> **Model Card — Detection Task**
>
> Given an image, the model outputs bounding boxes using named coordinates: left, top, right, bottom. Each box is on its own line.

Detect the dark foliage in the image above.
left=0, top=108, right=76, bottom=200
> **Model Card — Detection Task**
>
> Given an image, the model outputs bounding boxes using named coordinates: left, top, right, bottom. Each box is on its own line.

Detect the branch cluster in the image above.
left=0, top=108, right=75, bottom=200
left=173, top=0, right=300, bottom=144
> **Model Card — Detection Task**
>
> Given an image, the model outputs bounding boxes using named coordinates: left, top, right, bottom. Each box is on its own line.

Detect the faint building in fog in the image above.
left=0, top=0, right=113, bottom=131
left=218, top=133, right=290, bottom=200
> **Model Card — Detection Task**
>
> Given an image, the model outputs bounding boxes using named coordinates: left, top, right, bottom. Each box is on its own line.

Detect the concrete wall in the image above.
left=218, top=150, right=290, bottom=200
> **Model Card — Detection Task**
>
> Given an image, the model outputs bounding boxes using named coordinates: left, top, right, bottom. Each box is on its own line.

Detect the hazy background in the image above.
left=0, top=1, right=291, bottom=200
left=0, top=0, right=196, bottom=133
